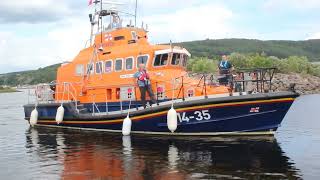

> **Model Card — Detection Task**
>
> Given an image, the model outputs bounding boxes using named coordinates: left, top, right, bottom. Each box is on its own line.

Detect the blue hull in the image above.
left=23, top=92, right=298, bottom=135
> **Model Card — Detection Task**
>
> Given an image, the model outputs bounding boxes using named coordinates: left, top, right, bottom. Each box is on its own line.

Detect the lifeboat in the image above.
left=23, top=1, right=299, bottom=136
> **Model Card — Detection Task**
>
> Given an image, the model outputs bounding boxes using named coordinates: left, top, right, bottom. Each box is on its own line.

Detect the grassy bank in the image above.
left=0, top=86, right=19, bottom=93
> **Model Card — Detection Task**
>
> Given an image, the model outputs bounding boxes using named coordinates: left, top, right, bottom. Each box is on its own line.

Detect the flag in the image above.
left=88, top=0, right=93, bottom=6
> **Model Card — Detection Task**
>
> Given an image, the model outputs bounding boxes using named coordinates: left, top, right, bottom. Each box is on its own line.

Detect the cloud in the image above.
left=0, top=1, right=236, bottom=73
left=307, top=32, right=320, bottom=40
left=143, top=3, right=234, bottom=43
left=0, top=17, right=90, bottom=73
left=0, top=0, right=86, bottom=23
left=263, top=0, right=320, bottom=11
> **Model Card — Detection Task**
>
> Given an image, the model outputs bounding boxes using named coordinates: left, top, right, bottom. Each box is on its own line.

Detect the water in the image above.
left=0, top=90, right=319, bottom=180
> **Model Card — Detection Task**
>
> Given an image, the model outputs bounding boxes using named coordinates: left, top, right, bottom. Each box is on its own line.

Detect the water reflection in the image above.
left=25, top=128, right=302, bottom=179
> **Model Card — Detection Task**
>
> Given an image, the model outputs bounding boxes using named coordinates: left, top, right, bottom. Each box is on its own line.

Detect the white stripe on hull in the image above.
left=33, top=124, right=275, bottom=136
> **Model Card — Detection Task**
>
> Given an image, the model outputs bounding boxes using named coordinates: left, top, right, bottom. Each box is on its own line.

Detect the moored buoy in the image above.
left=55, top=105, right=65, bottom=124
left=30, top=108, right=38, bottom=127
left=167, top=107, right=178, bottom=133
left=122, top=115, right=132, bottom=136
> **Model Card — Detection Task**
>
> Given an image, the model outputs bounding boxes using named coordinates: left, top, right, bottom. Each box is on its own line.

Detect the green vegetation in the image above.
left=178, top=39, right=320, bottom=62
left=0, top=64, right=60, bottom=86
left=187, top=53, right=320, bottom=77
left=0, top=86, right=18, bottom=93
left=187, top=58, right=218, bottom=73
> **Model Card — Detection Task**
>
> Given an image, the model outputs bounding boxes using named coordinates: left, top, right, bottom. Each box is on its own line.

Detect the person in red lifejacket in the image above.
left=134, top=63, right=156, bottom=108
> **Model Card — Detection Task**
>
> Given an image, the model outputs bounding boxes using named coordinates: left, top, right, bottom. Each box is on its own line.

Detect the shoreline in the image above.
left=0, top=88, right=20, bottom=93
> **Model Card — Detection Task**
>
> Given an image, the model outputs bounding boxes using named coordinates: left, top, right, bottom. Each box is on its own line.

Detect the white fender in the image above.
left=55, top=105, right=65, bottom=124
left=167, top=107, right=178, bottom=133
left=30, top=108, right=38, bottom=127
left=122, top=115, right=132, bottom=136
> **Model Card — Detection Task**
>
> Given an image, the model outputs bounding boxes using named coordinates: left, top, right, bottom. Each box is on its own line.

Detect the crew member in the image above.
left=219, top=55, right=233, bottom=75
left=134, top=64, right=156, bottom=108
left=218, top=55, right=234, bottom=95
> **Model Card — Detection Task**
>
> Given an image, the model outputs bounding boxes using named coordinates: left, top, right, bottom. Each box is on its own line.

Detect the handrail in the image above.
left=29, top=68, right=278, bottom=114
left=91, top=94, right=101, bottom=115
left=176, top=76, right=185, bottom=101
left=75, top=77, right=209, bottom=104
left=29, top=82, right=80, bottom=112
left=233, top=67, right=276, bottom=93
left=65, top=82, right=79, bottom=112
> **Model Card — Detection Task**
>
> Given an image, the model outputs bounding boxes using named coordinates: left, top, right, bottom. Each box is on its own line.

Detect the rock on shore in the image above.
left=189, top=72, right=320, bottom=95
left=273, top=73, right=320, bottom=95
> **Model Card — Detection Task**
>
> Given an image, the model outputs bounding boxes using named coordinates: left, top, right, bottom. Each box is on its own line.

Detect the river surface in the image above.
left=0, top=90, right=319, bottom=180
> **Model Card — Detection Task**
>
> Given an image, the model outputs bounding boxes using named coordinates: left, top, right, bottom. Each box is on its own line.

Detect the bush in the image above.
left=188, top=53, right=320, bottom=77
left=228, top=53, right=250, bottom=69
left=188, top=57, right=218, bottom=73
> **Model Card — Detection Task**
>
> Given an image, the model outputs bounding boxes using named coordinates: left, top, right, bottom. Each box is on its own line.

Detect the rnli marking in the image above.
left=105, top=34, right=113, bottom=41
left=178, top=110, right=211, bottom=123
left=250, top=107, right=260, bottom=113
left=120, top=74, right=134, bottom=79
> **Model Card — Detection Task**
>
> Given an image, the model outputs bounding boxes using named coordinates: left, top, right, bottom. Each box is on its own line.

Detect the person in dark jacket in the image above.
left=219, top=55, right=233, bottom=75
left=218, top=55, right=234, bottom=95
left=134, top=64, right=156, bottom=108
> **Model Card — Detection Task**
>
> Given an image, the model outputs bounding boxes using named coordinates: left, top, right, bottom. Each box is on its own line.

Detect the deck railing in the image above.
left=27, top=68, right=277, bottom=115
left=28, top=82, right=79, bottom=112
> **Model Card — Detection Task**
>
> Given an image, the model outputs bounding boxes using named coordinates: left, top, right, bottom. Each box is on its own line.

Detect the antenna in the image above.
left=135, top=0, right=138, bottom=27
left=100, top=0, right=103, bottom=48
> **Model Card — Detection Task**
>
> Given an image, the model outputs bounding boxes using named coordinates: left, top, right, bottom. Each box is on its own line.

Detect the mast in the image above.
left=134, top=0, right=138, bottom=27
left=88, top=0, right=136, bottom=46
left=99, top=0, right=103, bottom=51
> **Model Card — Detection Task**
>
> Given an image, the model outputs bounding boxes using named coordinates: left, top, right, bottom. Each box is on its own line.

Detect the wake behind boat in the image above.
left=23, top=1, right=299, bottom=136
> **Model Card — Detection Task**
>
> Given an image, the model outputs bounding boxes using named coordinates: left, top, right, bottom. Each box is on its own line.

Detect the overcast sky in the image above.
left=0, top=0, right=319, bottom=73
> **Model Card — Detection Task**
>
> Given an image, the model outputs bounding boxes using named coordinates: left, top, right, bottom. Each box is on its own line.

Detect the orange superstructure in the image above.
left=54, top=2, right=229, bottom=105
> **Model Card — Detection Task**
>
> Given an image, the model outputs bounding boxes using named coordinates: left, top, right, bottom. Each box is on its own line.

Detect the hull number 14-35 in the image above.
left=177, top=110, right=211, bottom=122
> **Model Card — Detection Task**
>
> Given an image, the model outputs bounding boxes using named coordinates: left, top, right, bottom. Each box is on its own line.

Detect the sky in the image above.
left=0, top=0, right=319, bottom=73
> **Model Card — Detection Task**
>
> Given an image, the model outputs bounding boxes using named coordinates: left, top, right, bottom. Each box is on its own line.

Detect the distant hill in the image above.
left=177, top=39, right=320, bottom=61
left=0, top=64, right=60, bottom=86
left=1, top=38, right=320, bottom=86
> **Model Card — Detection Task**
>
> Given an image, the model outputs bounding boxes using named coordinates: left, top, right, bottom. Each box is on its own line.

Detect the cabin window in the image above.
left=105, top=60, right=113, bottom=73
left=137, top=55, right=149, bottom=68
left=95, top=61, right=103, bottom=74
left=115, top=59, right=123, bottom=71
left=125, top=57, right=134, bottom=70
left=154, top=54, right=169, bottom=67
left=114, top=36, right=125, bottom=41
left=86, top=63, right=94, bottom=74
left=171, top=53, right=181, bottom=65
left=131, top=31, right=138, bottom=40
left=181, top=54, right=188, bottom=67
left=75, top=64, right=84, bottom=76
